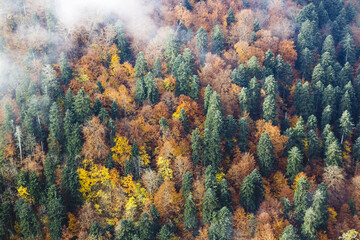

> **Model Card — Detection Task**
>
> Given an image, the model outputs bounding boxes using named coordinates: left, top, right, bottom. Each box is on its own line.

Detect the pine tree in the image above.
left=220, top=179, right=232, bottom=211
left=189, top=75, right=200, bottom=100
left=238, top=117, right=249, bottom=151
left=286, top=146, right=303, bottom=182
left=311, top=183, right=329, bottom=230
left=157, top=222, right=175, bottom=240
left=48, top=102, right=63, bottom=156
left=301, top=208, right=317, bottom=240
left=322, top=35, right=336, bottom=57
left=40, top=64, right=61, bottom=100
left=110, top=100, right=120, bottom=119
left=62, top=163, right=82, bottom=211
left=280, top=225, right=301, bottom=240
left=240, top=169, right=264, bottom=213
left=135, top=77, right=146, bottom=105
left=231, top=64, right=249, bottom=87
left=134, top=52, right=149, bottom=78
left=340, top=34, right=356, bottom=65
left=164, top=31, right=180, bottom=64
left=340, top=110, right=354, bottom=144
left=90, top=221, right=103, bottom=239
left=294, top=177, right=312, bottom=225
left=150, top=204, right=161, bottom=234
left=116, top=219, right=138, bottom=240
left=257, top=132, right=276, bottom=177
left=115, top=22, right=132, bottom=63
left=96, top=80, right=105, bottom=94
left=73, top=88, right=92, bottom=123
left=93, top=98, right=103, bottom=116
left=238, top=87, right=249, bottom=113
left=325, top=140, right=342, bottom=167
left=59, top=52, right=72, bottom=86
left=248, top=77, right=260, bottom=119
left=226, top=8, right=235, bottom=26
left=145, top=72, right=159, bottom=104
left=184, top=193, right=198, bottom=234
left=191, top=128, right=202, bottom=165
left=204, top=85, right=213, bottom=113
left=175, top=61, right=190, bottom=96
left=307, top=130, right=321, bottom=160
left=211, top=25, right=225, bottom=55
left=15, top=199, right=40, bottom=239
left=64, top=88, right=73, bottom=111
left=196, top=27, right=209, bottom=62
left=312, top=64, right=325, bottom=85
left=263, top=94, right=276, bottom=123
left=138, top=213, right=156, bottom=240
left=321, top=105, right=333, bottom=130
left=182, top=171, right=193, bottom=198
left=247, top=56, right=262, bottom=79
left=208, top=207, right=233, bottom=240
left=153, top=57, right=162, bottom=78
left=47, top=184, right=66, bottom=240
left=202, top=188, right=219, bottom=223
left=354, top=137, right=360, bottom=162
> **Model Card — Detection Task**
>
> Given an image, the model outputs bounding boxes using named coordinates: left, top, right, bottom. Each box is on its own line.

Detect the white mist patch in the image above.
left=54, top=0, right=160, bottom=40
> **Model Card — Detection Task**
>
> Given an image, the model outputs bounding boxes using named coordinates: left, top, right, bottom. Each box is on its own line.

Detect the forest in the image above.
left=0, top=0, right=360, bottom=239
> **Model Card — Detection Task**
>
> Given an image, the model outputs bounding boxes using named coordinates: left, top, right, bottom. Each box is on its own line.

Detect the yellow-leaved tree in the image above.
left=111, top=136, right=132, bottom=168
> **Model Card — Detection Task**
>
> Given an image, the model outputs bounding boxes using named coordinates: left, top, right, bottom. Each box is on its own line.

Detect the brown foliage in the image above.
left=154, top=179, right=183, bottom=220
left=227, top=150, right=256, bottom=191
left=323, top=166, right=347, bottom=209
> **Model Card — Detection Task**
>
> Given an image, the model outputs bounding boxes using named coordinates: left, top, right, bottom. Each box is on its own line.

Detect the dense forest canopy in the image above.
left=1, top=0, right=360, bottom=239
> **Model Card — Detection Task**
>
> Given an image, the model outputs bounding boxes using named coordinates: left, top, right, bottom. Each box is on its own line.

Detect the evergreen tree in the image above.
left=96, top=80, right=105, bottom=94
left=175, top=61, right=190, bottom=96
left=231, top=64, right=249, bottom=87
left=116, top=219, right=138, bottom=240
left=191, top=128, right=202, bottom=165
left=93, top=98, right=103, bottom=116
left=115, top=22, right=133, bottom=63
left=159, top=117, right=169, bottom=131
left=247, top=56, right=262, bottom=79
left=196, top=27, right=209, bottom=62
left=15, top=199, right=40, bottom=240
left=110, top=100, right=120, bottom=119
left=238, top=87, right=249, bottom=113
left=189, top=75, right=200, bottom=100
left=182, top=171, right=193, bottom=198
left=238, top=117, right=249, bottom=151
left=184, top=193, right=198, bottom=234
left=248, top=77, right=261, bottom=119
left=340, top=110, right=354, bottom=144
left=325, top=140, right=342, bottom=167
left=150, top=204, right=161, bottom=234
left=226, top=8, right=235, bottom=26
left=62, top=163, right=82, bottom=211
left=157, top=222, right=175, bottom=240
left=47, top=184, right=66, bottom=240
left=211, top=25, right=225, bottom=55
left=208, top=207, right=233, bottom=240
left=145, top=72, right=159, bottom=104
left=345, top=3, right=356, bottom=23
left=294, top=177, right=312, bottom=225
left=306, top=115, right=318, bottom=131
left=40, top=64, right=61, bottom=100
left=73, top=88, right=92, bottom=123
left=59, top=52, right=72, bottom=86
left=240, top=169, right=264, bottom=213
left=321, top=105, right=333, bottom=130
left=301, top=208, right=317, bottom=240
left=134, top=52, right=149, bottom=78
left=263, top=94, right=276, bottom=123
left=354, top=137, right=360, bottom=162
left=312, top=183, right=329, bottom=230
left=202, top=188, right=219, bottom=223
left=220, top=179, right=232, bottom=211
left=280, top=225, right=301, bottom=240
left=322, top=35, right=336, bottom=57
left=153, top=57, right=162, bottom=78
left=204, top=85, right=213, bottom=113
left=135, top=77, right=146, bottom=105
left=307, top=130, right=321, bottom=160
left=312, top=64, right=325, bottom=85
left=138, top=213, right=156, bottom=240
left=48, top=102, right=63, bottom=155
left=64, top=88, right=73, bottom=111
left=164, top=31, right=180, bottom=64
left=257, top=132, right=276, bottom=177
left=264, top=50, right=275, bottom=72
left=90, top=221, right=103, bottom=239
left=286, top=146, right=303, bottom=182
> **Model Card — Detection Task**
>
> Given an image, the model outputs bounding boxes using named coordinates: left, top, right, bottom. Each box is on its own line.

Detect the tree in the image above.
left=110, top=100, right=120, bottom=119
left=204, top=85, right=213, bottom=113
left=164, top=31, right=180, bottom=64
left=312, top=183, right=329, bottom=230
left=116, top=219, right=138, bottom=240
left=59, top=52, right=72, bottom=86
left=322, top=35, right=336, bottom=57
left=47, top=184, right=66, bottom=240
left=301, top=208, right=317, bottom=240
left=263, top=95, right=276, bottom=123
left=220, top=179, right=232, bottom=211
left=226, top=8, right=235, bottom=26
left=138, top=213, right=156, bottom=240
left=48, top=102, right=63, bottom=156
left=191, top=128, right=202, bottom=165
left=82, top=117, right=109, bottom=161
left=157, top=222, right=175, bottom=240
left=208, top=207, right=233, bottom=240
left=40, top=64, right=60, bottom=100
left=144, top=72, right=159, bottom=104
left=115, top=22, right=133, bottom=63
left=354, top=137, right=360, bottom=162
left=196, top=27, right=209, bottom=62
left=324, top=140, right=342, bottom=167
left=15, top=199, right=40, bottom=240
left=190, top=75, right=200, bottom=100
left=280, top=225, right=300, bottom=240
left=257, top=132, right=276, bottom=177
left=153, top=57, right=162, bottom=78
left=73, top=88, right=92, bottom=123
left=93, top=98, right=103, bottom=116
left=150, top=204, right=161, bottom=234
left=340, top=33, right=356, bottom=65
left=294, top=177, right=311, bottom=225
left=307, top=130, right=321, bottom=160
left=212, top=25, right=225, bottom=55
left=238, top=117, right=249, bottom=152
left=62, top=163, right=82, bottom=211
left=135, top=77, right=146, bottom=105
left=340, top=110, right=354, bottom=144
left=202, top=188, right=219, bottom=223
left=184, top=193, right=198, bottom=234
left=286, top=146, right=303, bottom=182
left=240, top=169, right=264, bottom=213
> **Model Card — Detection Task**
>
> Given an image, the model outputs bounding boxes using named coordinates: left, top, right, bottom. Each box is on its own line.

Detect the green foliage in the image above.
left=211, top=25, right=225, bottom=55
left=116, top=219, right=138, bottom=240
left=139, top=213, right=156, bottom=240
left=257, top=132, right=275, bottom=177
left=115, top=22, right=133, bottom=63
left=191, top=128, right=202, bottom=165
left=238, top=117, right=249, bottom=152
left=240, top=169, right=264, bottom=213
left=294, top=177, right=312, bottom=225
left=196, top=27, right=209, bottom=62
left=202, top=188, right=219, bottom=223
left=157, top=221, right=175, bottom=240
left=15, top=199, right=40, bottom=239
left=189, top=75, right=200, bottom=100
left=286, top=146, right=303, bottom=182
left=47, top=185, right=66, bottom=240
left=184, top=193, right=198, bottom=234
left=74, top=88, right=92, bottom=123
left=226, top=8, right=235, bottom=26
left=59, top=52, right=72, bottom=86
left=182, top=171, right=193, bottom=198
left=208, top=207, right=233, bottom=240
left=280, top=225, right=301, bottom=240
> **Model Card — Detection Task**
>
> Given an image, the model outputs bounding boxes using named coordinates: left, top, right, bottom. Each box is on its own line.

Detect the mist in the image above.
left=53, top=0, right=161, bottom=40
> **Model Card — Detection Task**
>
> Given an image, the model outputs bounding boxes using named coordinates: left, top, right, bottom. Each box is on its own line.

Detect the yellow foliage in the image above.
left=291, top=172, right=308, bottom=191
left=162, top=76, right=176, bottom=92
left=111, top=136, right=132, bottom=168
left=75, top=68, right=90, bottom=83
left=157, top=156, right=173, bottom=180
left=328, top=207, right=337, bottom=222
left=67, top=212, right=79, bottom=235
left=110, top=52, right=121, bottom=77
left=216, top=172, right=225, bottom=183
left=121, top=175, right=136, bottom=195
left=140, top=145, right=151, bottom=167
left=17, top=186, right=34, bottom=204
left=121, top=62, right=135, bottom=78
left=124, top=196, right=138, bottom=219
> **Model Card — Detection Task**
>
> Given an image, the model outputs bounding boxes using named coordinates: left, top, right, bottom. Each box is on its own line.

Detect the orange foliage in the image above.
left=278, top=40, right=297, bottom=66
left=154, top=179, right=183, bottom=220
